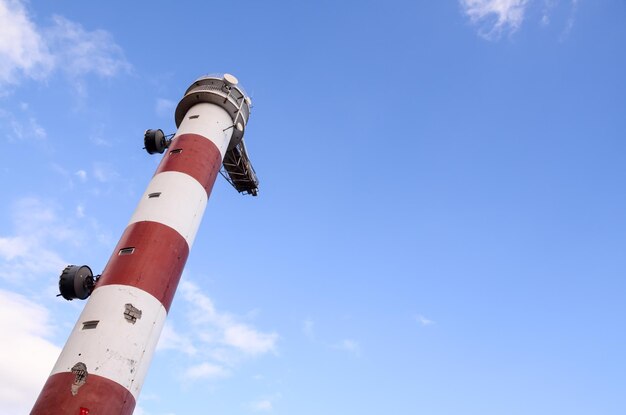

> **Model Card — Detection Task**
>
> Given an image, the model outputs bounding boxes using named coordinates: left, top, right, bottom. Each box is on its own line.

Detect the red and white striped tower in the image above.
left=32, top=74, right=257, bottom=415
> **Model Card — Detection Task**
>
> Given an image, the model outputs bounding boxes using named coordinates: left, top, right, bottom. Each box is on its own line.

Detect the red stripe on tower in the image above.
left=156, top=133, right=224, bottom=194
left=31, top=74, right=257, bottom=415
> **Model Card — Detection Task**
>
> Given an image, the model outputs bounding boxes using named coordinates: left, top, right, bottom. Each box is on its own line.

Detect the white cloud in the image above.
left=0, top=289, right=61, bottom=415
left=0, top=108, right=47, bottom=142
left=181, top=281, right=220, bottom=324
left=0, top=232, right=65, bottom=282
left=157, top=322, right=197, bottom=356
left=75, top=204, right=85, bottom=218
left=75, top=169, right=87, bottom=182
left=46, top=15, right=131, bottom=79
left=0, top=236, right=29, bottom=261
left=415, top=314, right=435, bottom=326
left=246, top=394, right=281, bottom=412
left=559, top=0, right=579, bottom=41
left=460, top=0, right=529, bottom=39
left=160, top=280, right=278, bottom=384
left=180, top=281, right=278, bottom=356
left=0, top=0, right=54, bottom=85
left=461, top=0, right=580, bottom=40
left=0, top=197, right=89, bottom=284
left=334, top=339, right=360, bottom=355
left=30, top=117, right=46, bottom=138
left=250, top=399, right=273, bottom=412
left=0, top=0, right=130, bottom=90
left=223, top=324, right=278, bottom=356
left=183, top=362, right=230, bottom=381
left=302, top=318, right=315, bottom=339
left=92, top=162, right=119, bottom=183
left=90, top=134, right=112, bottom=147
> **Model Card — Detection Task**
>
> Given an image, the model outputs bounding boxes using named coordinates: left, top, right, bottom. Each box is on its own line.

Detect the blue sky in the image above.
left=1, top=0, right=625, bottom=414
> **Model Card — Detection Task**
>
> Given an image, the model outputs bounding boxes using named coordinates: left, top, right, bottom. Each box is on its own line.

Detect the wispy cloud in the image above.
left=0, top=289, right=61, bottom=415
left=158, top=280, right=278, bottom=384
left=88, top=124, right=114, bottom=147
left=540, top=0, right=557, bottom=26
left=250, top=399, right=273, bottom=412
left=180, top=281, right=278, bottom=356
left=183, top=362, right=230, bottom=381
left=46, top=15, right=131, bottom=81
left=0, top=0, right=130, bottom=92
left=92, top=161, right=120, bottom=183
left=247, top=394, right=281, bottom=412
left=0, top=198, right=74, bottom=284
left=75, top=169, right=87, bottom=182
left=223, top=324, right=278, bottom=355
left=415, top=314, right=435, bottom=327
left=0, top=196, right=108, bottom=286
left=75, top=203, right=85, bottom=218
left=333, top=338, right=361, bottom=356
left=560, top=0, right=579, bottom=41
left=0, top=0, right=54, bottom=86
left=157, top=322, right=197, bottom=356
left=302, top=318, right=315, bottom=339
left=460, top=0, right=529, bottom=39
left=461, top=0, right=581, bottom=40
left=52, top=161, right=123, bottom=200
left=0, top=107, right=47, bottom=142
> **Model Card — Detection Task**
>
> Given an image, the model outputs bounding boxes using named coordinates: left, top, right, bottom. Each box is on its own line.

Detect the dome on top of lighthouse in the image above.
left=191, top=73, right=249, bottom=96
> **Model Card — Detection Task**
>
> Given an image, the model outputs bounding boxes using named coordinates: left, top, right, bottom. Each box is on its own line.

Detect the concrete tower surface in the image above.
left=31, top=73, right=257, bottom=415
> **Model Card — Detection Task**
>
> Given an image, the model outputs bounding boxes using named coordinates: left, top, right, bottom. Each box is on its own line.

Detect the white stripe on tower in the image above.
left=49, top=284, right=166, bottom=397
left=32, top=97, right=236, bottom=414
left=128, top=171, right=208, bottom=247
left=175, top=102, right=234, bottom=158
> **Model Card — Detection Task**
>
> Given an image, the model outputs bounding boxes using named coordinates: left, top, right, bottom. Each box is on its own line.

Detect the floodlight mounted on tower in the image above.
left=175, top=73, right=259, bottom=196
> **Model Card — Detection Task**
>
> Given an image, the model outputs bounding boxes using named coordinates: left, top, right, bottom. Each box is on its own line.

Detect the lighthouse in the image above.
left=31, top=73, right=258, bottom=415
